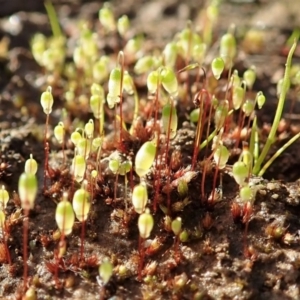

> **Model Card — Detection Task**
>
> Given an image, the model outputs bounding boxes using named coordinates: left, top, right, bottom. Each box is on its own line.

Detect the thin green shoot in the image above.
left=44, top=1, right=62, bottom=38
left=259, top=131, right=300, bottom=177
left=253, top=40, right=297, bottom=175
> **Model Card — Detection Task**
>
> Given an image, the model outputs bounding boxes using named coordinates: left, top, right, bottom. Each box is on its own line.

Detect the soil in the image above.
left=0, top=0, right=300, bottom=299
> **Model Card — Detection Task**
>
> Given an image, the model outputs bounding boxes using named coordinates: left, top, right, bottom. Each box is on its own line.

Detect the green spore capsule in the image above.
left=55, top=194, right=75, bottom=236
left=40, top=86, right=54, bottom=115
left=161, top=67, right=178, bottom=97
left=70, top=130, right=82, bottom=146
left=18, top=172, right=38, bottom=210
left=256, top=91, right=266, bottom=109
left=242, top=99, right=255, bottom=116
left=135, top=140, right=157, bottom=177
left=72, top=186, right=91, bottom=222
left=171, top=217, right=182, bottom=236
left=84, top=119, right=94, bottom=139
left=134, top=56, right=154, bottom=75
left=163, top=42, right=177, bottom=68
left=213, top=145, right=230, bottom=169
left=24, top=154, right=38, bottom=175
left=54, top=122, right=65, bottom=144
left=99, top=3, right=116, bottom=32
left=243, top=67, right=256, bottom=90
left=232, top=86, right=245, bottom=110
left=77, top=137, right=91, bottom=158
left=0, top=186, right=9, bottom=209
left=232, top=161, right=249, bottom=186
left=220, top=32, right=236, bottom=66
left=211, top=57, right=224, bottom=80
left=162, top=103, right=178, bottom=139
left=117, top=15, right=130, bottom=37
left=93, top=57, right=109, bottom=83
left=107, top=67, right=121, bottom=108
left=119, top=160, right=132, bottom=176
left=71, top=154, right=86, bottom=182
left=138, top=208, right=154, bottom=239
left=132, top=183, right=148, bottom=214
left=0, top=210, right=5, bottom=228
left=240, top=185, right=253, bottom=202
left=147, top=70, right=160, bottom=94
left=123, top=71, right=134, bottom=95
left=99, top=259, right=113, bottom=285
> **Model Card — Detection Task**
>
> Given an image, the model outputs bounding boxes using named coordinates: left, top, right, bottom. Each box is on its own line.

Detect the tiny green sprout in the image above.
left=214, top=100, right=229, bottom=129
left=18, top=173, right=38, bottom=210
left=171, top=217, right=182, bottom=236
left=243, top=67, right=256, bottom=90
left=162, top=103, right=178, bottom=139
left=123, top=71, right=134, bottom=95
left=72, top=185, right=91, bottom=222
left=40, top=86, right=54, bottom=115
left=24, top=154, right=38, bottom=175
left=211, top=57, right=224, bottom=80
left=85, top=119, right=94, bottom=139
left=107, top=67, right=121, bottom=109
left=232, top=161, right=249, bottom=186
left=71, top=130, right=82, bottom=147
left=220, top=32, right=236, bottom=66
left=213, top=144, right=230, bottom=169
left=99, top=3, right=116, bottom=32
left=240, top=185, right=253, bottom=202
left=232, top=85, right=245, bottom=110
left=256, top=91, right=266, bottom=109
left=0, top=186, right=9, bottom=209
left=71, top=154, right=86, bottom=182
left=147, top=70, right=160, bottom=94
left=54, top=122, right=64, bottom=144
left=138, top=208, right=154, bottom=239
left=242, top=99, right=255, bottom=117
left=55, top=193, right=75, bottom=236
left=177, top=179, right=188, bottom=197
left=117, top=15, right=130, bottom=37
left=135, top=139, right=157, bottom=177
left=163, top=42, right=177, bottom=67
left=134, top=56, right=154, bottom=75
left=132, top=182, right=148, bottom=214
left=161, top=67, right=178, bottom=97
left=99, top=259, right=113, bottom=285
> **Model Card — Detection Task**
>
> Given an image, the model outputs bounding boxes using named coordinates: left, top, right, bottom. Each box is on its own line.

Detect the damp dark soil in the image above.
left=1, top=0, right=300, bottom=299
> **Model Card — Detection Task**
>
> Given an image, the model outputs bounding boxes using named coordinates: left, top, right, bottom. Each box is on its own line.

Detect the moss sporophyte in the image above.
left=1, top=0, right=299, bottom=297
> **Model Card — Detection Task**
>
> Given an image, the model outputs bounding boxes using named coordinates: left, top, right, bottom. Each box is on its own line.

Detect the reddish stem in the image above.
left=23, top=209, right=29, bottom=292
left=138, top=236, right=145, bottom=282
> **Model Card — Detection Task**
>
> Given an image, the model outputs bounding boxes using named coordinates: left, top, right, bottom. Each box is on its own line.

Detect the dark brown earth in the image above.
left=0, top=0, right=300, bottom=299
